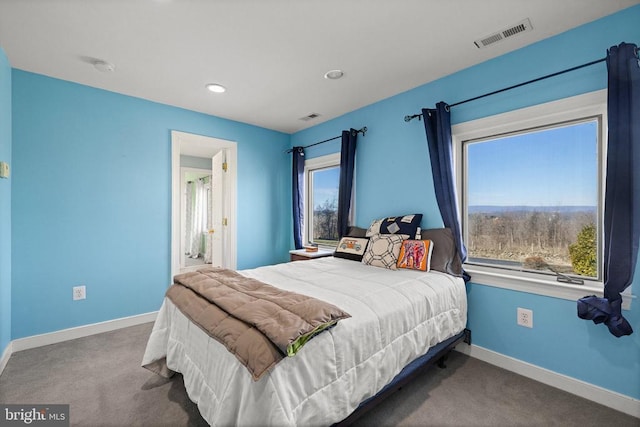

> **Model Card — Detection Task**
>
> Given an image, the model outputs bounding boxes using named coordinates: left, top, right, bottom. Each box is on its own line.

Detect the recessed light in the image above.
left=93, top=60, right=115, bottom=72
left=206, top=83, right=226, bottom=93
left=324, top=69, right=344, bottom=80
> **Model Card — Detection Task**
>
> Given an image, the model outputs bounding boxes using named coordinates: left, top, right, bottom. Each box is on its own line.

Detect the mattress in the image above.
left=142, top=257, right=467, bottom=426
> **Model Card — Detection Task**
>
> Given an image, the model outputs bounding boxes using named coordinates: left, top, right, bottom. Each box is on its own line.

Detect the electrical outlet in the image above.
left=0, top=161, right=9, bottom=179
left=73, top=285, right=86, bottom=301
left=517, top=307, right=533, bottom=328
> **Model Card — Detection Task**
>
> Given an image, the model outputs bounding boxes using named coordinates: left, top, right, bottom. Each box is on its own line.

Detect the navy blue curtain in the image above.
left=578, top=43, right=639, bottom=337
left=292, top=147, right=305, bottom=249
left=337, top=129, right=357, bottom=239
left=422, top=103, right=470, bottom=282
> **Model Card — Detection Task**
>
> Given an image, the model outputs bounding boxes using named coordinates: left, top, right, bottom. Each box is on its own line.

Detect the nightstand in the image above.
left=289, top=248, right=333, bottom=262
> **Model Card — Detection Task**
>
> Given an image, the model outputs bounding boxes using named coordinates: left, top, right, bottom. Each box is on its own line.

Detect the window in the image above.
left=465, top=119, right=600, bottom=279
left=452, top=90, right=607, bottom=301
left=304, top=153, right=341, bottom=247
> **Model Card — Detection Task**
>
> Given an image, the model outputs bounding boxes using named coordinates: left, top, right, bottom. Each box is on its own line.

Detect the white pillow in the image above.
left=361, top=234, right=406, bottom=270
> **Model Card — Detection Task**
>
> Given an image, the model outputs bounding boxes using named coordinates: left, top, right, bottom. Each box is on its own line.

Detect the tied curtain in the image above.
left=292, top=147, right=305, bottom=249
left=578, top=42, right=639, bottom=337
left=337, top=129, right=358, bottom=239
left=422, top=103, right=470, bottom=282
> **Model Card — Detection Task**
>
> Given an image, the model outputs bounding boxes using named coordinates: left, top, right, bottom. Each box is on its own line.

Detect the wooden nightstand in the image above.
left=289, top=248, right=333, bottom=262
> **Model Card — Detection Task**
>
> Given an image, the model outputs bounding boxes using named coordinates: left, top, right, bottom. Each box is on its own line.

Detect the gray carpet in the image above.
left=0, top=323, right=637, bottom=427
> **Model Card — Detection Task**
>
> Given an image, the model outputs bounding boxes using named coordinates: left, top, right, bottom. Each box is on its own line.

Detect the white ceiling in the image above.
left=0, top=0, right=638, bottom=134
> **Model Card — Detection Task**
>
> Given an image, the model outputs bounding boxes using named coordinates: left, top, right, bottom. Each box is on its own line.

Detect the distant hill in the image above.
left=468, top=205, right=596, bottom=214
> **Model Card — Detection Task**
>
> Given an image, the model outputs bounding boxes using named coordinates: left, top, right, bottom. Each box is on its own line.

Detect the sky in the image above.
left=311, top=120, right=598, bottom=210
left=312, top=166, right=340, bottom=209
left=466, top=119, right=598, bottom=207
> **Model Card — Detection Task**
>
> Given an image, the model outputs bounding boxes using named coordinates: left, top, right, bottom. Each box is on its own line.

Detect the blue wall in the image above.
left=0, top=48, right=11, bottom=355
left=11, top=72, right=291, bottom=339
left=292, top=6, right=640, bottom=399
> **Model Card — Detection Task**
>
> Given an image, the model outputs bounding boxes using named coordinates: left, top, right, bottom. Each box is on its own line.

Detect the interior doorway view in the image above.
left=171, top=131, right=237, bottom=279
left=183, top=168, right=212, bottom=267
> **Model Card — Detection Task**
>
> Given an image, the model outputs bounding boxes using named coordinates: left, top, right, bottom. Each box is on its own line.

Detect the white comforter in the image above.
left=142, top=257, right=467, bottom=426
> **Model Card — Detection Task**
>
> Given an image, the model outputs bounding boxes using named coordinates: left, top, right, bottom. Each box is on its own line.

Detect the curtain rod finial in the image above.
left=352, top=127, right=368, bottom=137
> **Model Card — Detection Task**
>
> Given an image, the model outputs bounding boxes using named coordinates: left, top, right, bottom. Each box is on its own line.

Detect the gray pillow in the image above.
left=346, top=226, right=368, bottom=238
left=420, top=228, right=464, bottom=277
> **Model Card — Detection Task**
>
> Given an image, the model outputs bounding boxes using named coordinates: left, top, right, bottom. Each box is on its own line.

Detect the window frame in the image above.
left=303, top=153, right=341, bottom=248
left=452, top=90, right=611, bottom=303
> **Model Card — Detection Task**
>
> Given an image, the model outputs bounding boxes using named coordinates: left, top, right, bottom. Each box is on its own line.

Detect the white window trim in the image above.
left=451, top=89, right=633, bottom=308
left=303, top=153, right=341, bottom=248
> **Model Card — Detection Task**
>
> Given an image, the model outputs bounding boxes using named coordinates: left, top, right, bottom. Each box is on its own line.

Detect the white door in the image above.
left=210, top=150, right=226, bottom=267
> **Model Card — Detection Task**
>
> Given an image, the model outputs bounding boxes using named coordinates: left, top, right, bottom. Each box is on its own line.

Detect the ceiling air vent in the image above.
left=299, top=113, right=321, bottom=122
left=474, top=18, right=533, bottom=49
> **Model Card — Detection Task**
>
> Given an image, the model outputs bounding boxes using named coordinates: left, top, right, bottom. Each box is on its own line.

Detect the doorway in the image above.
left=171, top=131, right=237, bottom=279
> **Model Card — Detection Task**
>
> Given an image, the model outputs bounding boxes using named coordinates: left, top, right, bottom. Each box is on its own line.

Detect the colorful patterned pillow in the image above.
left=334, top=237, right=369, bottom=262
left=365, top=214, right=423, bottom=239
left=361, top=234, right=407, bottom=270
left=397, top=240, right=434, bottom=271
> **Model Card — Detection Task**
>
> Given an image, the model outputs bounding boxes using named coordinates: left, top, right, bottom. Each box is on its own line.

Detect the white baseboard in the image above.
left=455, top=343, right=640, bottom=419
left=11, top=311, right=157, bottom=353
left=0, top=340, right=13, bottom=376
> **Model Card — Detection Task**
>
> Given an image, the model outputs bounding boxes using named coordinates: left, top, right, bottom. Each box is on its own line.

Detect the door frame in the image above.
left=171, top=131, right=237, bottom=279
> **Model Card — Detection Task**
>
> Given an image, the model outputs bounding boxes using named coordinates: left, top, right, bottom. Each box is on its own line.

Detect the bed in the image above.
left=142, top=256, right=467, bottom=426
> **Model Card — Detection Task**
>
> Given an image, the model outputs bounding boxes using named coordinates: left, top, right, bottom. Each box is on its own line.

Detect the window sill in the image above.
left=464, top=265, right=632, bottom=310
left=466, top=264, right=601, bottom=297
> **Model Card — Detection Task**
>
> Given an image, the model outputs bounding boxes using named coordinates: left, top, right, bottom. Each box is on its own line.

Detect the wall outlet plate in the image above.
left=73, top=285, right=86, bottom=301
left=517, top=307, right=533, bottom=328
left=0, top=161, right=9, bottom=179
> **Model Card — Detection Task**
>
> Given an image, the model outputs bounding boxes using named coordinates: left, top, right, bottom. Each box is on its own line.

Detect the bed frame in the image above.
left=334, top=328, right=472, bottom=426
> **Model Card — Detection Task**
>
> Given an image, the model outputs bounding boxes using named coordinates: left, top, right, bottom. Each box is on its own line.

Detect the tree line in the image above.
left=313, top=204, right=598, bottom=277
left=468, top=209, right=596, bottom=275
left=313, top=198, right=338, bottom=243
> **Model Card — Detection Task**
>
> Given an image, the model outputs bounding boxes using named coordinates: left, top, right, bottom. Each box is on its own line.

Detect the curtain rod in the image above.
left=285, top=126, right=367, bottom=153
left=403, top=56, right=607, bottom=122
left=187, top=175, right=212, bottom=183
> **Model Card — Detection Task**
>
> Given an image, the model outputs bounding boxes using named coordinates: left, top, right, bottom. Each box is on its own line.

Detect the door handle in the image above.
left=208, top=229, right=215, bottom=234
